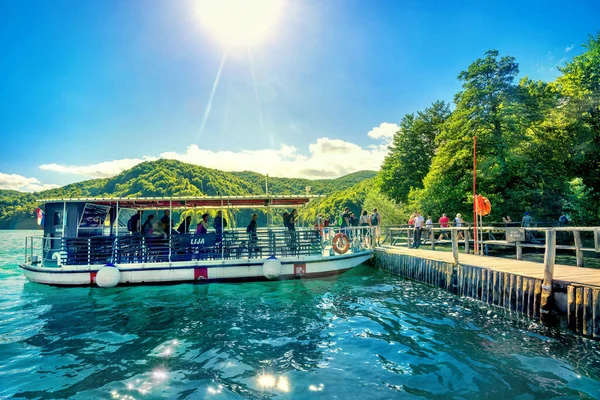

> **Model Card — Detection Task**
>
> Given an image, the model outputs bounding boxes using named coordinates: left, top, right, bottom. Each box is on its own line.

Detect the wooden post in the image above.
left=464, top=229, right=470, bottom=254
left=451, top=229, right=459, bottom=265
left=430, top=228, right=435, bottom=250
left=516, top=242, right=522, bottom=260
left=573, top=230, right=584, bottom=267
left=540, top=229, right=557, bottom=325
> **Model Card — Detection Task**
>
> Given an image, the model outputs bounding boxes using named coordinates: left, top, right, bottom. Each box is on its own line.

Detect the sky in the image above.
left=0, top=0, right=599, bottom=192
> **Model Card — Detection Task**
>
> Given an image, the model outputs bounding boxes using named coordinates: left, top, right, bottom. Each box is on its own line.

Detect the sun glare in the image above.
left=195, top=0, right=284, bottom=48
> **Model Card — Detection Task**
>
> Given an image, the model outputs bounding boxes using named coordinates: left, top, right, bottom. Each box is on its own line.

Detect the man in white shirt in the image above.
left=410, top=212, right=425, bottom=249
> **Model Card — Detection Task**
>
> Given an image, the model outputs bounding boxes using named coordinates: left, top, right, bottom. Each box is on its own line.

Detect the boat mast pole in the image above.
left=169, top=199, right=172, bottom=262
left=221, top=198, right=224, bottom=259
left=116, top=201, right=119, bottom=237
left=62, top=201, right=66, bottom=238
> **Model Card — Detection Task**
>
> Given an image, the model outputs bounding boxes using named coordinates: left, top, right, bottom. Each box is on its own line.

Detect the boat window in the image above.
left=78, top=203, right=111, bottom=237
left=53, top=211, right=63, bottom=226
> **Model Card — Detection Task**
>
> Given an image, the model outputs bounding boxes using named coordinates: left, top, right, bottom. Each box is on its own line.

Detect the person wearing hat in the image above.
left=522, top=211, right=532, bottom=227
left=454, top=213, right=464, bottom=240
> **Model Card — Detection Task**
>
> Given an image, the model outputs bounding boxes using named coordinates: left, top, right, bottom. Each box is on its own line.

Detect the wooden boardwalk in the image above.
left=375, top=241, right=600, bottom=340
left=380, top=245, right=600, bottom=288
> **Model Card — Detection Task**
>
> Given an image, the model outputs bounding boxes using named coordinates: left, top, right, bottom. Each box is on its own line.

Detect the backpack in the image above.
left=370, top=213, right=379, bottom=226
left=337, top=215, right=343, bottom=226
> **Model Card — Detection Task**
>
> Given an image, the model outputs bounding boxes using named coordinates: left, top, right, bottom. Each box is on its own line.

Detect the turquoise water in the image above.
left=2, top=230, right=600, bottom=399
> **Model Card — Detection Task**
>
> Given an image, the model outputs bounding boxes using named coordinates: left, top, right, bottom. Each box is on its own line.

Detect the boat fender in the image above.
left=332, top=233, right=350, bottom=254
left=263, top=256, right=282, bottom=280
left=96, top=263, right=121, bottom=288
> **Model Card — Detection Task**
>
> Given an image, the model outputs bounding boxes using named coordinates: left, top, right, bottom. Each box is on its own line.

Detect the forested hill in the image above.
left=0, top=159, right=376, bottom=229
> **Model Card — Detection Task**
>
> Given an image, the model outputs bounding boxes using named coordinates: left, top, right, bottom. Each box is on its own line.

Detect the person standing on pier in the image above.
left=370, top=208, right=381, bottom=246
left=410, top=212, right=424, bottom=249
left=438, top=213, right=450, bottom=241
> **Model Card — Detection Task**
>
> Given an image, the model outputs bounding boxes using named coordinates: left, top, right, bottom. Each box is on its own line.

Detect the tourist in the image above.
left=522, top=212, right=532, bottom=227
left=177, top=216, right=192, bottom=234
left=438, top=213, right=450, bottom=241
left=160, top=210, right=174, bottom=234
left=370, top=208, right=381, bottom=246
left=287, top=209, right=298, bottom=253
left=196, top=213, right=209, bottom=235
left=214, top=211, right=228, bottom=240
left=502, top=215, right=513, bottom=224
left=410, top=212, right=424, bottom=249
left=128, top=210, right=142, bottom=235
left=559, top=214, right=569, bottom=226
left=142, top=214, right=155, bottom=236
left=454, top=213, right=464, bottom=240
left=426, top=215, right=433, bottom=229
left=247, top=213, right=259, bottom=257
left=359, top=210, right=371, bottom=246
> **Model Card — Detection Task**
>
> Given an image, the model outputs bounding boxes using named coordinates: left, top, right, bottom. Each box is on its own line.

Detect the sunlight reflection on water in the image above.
left=1, top=231, right=600, bottom=399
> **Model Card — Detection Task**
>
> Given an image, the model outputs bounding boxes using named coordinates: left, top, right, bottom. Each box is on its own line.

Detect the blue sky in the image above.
left=1, top=0, right=598, bottom=191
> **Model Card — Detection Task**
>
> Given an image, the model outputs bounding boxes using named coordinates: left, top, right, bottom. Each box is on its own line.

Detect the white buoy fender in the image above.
left=96, top=263, right=121, bottom=288
left=263, top=256, right=282, bottom=280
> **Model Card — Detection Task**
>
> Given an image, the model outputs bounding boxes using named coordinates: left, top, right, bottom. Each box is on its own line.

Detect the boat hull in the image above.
left=19, top=251, right=372, bottom=286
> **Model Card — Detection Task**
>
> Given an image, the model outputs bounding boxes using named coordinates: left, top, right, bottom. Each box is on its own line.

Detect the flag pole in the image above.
left=473, top=136, right=478, bottom=255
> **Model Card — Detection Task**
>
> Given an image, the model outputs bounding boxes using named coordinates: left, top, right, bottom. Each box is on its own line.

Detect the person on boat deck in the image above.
left=152, top=220, right=167, bottom=237
left=130, top=210, right=142, bottom=235
left=178, top=216, right=192, bottom=234
left=286, top=209, right=298, bottom=231
left=142, top=214, right=155, bottom=236
left=247, top=213, right=259, bottom=256
left=287, top=209, right=298, bottom=252
left=502, top=215, right=513, bottom=224
left=196, top=213, right=209, bottom=235
left=161, top=210, right=174, bottom=234
left=214, top=211, right=227, bottom=242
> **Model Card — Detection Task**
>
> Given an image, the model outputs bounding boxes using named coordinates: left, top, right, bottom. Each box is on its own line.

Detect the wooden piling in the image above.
left=540, top=230, right=557, bottom=325
left=573, top=231, right=584, bottom=267
left=593, top=289, right=600, bottom=339
left=451, top=230, right=459, bottom=265
left=567, top=285, right=576, bottom=331
left=465, top=229, right=470, bottom=255
left=583, top=287, right=593, bottom=337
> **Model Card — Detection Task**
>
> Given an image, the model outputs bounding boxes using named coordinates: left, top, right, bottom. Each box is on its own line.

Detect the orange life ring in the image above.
left=332, top=233, right=350, bottom=254
left=475, top=195, right=491, bottom=216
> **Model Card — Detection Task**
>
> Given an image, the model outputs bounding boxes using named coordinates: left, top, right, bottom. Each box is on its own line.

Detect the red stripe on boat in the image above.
left=194, top=268, right=208, bottom=280
left=294, top=263, right=306, bottom=276
left=90, top=271, right=97, bottom=284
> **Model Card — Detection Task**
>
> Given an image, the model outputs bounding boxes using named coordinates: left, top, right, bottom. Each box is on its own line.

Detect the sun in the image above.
left=194, top=0, right=284, bottom=49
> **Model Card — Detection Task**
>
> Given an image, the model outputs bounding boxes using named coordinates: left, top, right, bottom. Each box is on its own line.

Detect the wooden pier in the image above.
left=375, top=227, right=600, bottom=340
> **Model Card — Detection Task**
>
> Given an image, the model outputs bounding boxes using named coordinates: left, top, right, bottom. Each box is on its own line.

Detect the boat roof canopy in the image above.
left=38, top=195, right=324, bottom=209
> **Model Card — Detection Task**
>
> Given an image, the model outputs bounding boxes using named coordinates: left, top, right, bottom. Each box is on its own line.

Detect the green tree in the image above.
left=379, top=100, right=450, bottom=202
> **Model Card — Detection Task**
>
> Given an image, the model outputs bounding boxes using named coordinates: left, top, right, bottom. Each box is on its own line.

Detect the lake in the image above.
left=1, top=230, right=600, bottom=399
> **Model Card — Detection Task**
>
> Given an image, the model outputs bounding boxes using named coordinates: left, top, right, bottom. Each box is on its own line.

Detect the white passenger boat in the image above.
left=20, top=196, right=374, bottom=287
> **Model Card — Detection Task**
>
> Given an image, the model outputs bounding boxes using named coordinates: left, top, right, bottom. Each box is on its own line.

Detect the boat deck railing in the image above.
left=24, top=226, right=376, bottom=267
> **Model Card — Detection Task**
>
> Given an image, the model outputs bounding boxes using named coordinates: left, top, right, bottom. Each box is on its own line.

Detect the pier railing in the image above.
left=385, top=225, right=600, bottom=266
left=24, top=226, right=375, bottom=267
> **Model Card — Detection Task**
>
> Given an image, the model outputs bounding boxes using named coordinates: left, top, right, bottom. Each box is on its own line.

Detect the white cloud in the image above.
left=161, top=136, right=387, bottom=178
left=0, top=173, right=59, bottom=192
left=367, top=122, right=399, bottom=140
left=39, top=156, right=157, bottom=178
left=565, top=44, right=574, bottom=52
left=36, top=125, right=394, bottom=181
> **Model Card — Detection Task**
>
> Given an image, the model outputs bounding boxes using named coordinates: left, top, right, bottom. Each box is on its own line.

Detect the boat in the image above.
left=20, top=196, right=374, bottom=287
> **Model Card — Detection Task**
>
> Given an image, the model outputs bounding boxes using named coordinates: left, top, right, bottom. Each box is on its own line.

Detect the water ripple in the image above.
left=1, top=230, right=600, bottom=399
